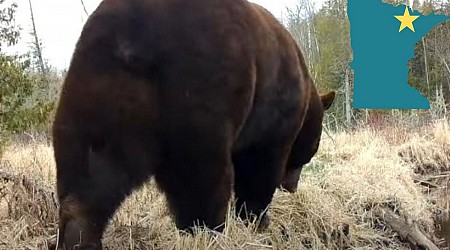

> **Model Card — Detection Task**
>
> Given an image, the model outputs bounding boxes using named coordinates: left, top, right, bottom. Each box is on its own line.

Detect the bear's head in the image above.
left=280, top=90, right=335, bottom=193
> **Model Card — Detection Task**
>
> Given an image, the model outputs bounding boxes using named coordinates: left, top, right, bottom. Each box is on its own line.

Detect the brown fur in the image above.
left=52, top=0, right=334, bottom=248
left=280, top=91, right=335, bottom=193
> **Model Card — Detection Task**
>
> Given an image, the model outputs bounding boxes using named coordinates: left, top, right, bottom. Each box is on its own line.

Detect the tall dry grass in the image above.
left=1, top=119, right=450, bottom=249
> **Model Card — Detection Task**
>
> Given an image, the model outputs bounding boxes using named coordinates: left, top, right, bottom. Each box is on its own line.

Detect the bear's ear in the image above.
left=320, top=91, right=335, bottom=111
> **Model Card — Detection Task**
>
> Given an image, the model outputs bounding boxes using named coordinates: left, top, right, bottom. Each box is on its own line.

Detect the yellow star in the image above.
left=395, top=6, right=420, bottom=32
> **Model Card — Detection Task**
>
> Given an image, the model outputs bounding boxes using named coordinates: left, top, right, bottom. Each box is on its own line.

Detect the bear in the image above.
left=51, top=0, right=335, bottom=248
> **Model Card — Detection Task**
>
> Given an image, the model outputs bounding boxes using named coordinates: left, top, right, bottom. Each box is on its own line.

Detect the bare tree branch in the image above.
left=374, top=208, right=440, bottom=250
left=80, top=0, right=89, bottom=16
left=28, top=0, right=46, bottom=74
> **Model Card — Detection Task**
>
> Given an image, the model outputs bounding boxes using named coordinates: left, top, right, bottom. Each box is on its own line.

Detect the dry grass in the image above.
left=1, top=119, right=450, bottom=249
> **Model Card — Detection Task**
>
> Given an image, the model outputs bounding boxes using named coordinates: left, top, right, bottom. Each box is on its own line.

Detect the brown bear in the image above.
left=51, top=0, right=335, bottom=248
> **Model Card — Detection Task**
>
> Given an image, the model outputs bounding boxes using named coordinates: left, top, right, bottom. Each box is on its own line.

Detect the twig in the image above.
left=80, top=0, right=89, bottom=16
left=413, top=178, right=439, bottom=188
left=427, top=174, right=450, bottom=179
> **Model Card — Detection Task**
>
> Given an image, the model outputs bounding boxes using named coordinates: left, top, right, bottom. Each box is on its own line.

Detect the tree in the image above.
left=283, top=0, right=319, bottom=72
left=284, top=0, right=450, bottom=128
left=407, top=0, right=450, bottom=114
left=283, top=0, right=355, bottom=128
left=312, top=0, right=354, bottom=127
left=0, top=55, right=35, bottom=133
left=28, top=0, right=46, bottom=74
left=0, top=0, right=20, bottom=51
left=1, top=0, right=56, bottom=145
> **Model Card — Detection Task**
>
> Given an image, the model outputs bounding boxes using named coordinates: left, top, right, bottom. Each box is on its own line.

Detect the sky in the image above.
left=4, top=0, right=417, bottom=70
left=4, top=0, right=329, bottom=70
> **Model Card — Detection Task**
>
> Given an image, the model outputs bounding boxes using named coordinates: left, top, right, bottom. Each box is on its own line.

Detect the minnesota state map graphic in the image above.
left=348, top=0, right=450, bottom=109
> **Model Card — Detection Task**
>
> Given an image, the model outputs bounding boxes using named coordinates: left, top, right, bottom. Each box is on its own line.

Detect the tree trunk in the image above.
left=28, top=0, right=45, bottom=74
left=438, top=57, right=450, bottom=111
left=344, top=68, right=351, bottom=126
left=422, top=38, right=430, bottom=94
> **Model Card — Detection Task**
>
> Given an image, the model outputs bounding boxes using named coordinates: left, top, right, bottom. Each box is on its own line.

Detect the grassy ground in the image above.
left=1, top=119, right=450, bottom=249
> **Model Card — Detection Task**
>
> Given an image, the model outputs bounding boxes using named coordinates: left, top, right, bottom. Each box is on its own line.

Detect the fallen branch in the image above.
left=427, top=173, right=450, bottom=179
left=413, top=178, right=439, bottom=188
left=374, top=208, right=440, bottom=250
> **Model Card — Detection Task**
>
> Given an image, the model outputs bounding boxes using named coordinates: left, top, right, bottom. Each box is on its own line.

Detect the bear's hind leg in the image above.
left=54, top=127, right=153, bottom=249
